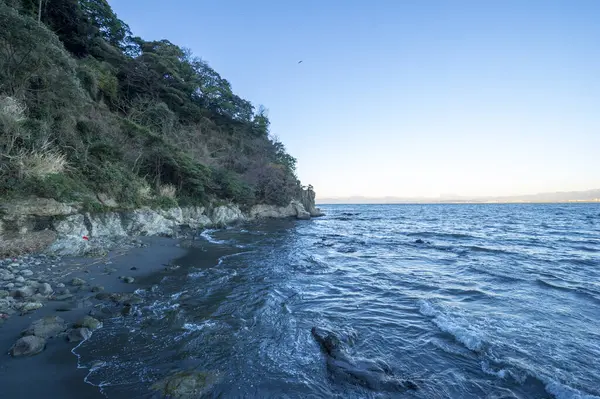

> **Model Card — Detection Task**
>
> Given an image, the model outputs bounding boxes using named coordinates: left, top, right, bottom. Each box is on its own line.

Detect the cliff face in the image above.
left=300, top=186, right=324, bottom=217
left=0, top=189, right=324, bottom=257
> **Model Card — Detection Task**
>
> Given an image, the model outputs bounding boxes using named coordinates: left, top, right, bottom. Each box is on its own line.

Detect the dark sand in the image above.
left=0, top=237, right=187, bottom=399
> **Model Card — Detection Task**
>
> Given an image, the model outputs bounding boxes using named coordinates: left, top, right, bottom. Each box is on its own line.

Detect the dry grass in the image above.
left=14, top=141, right=67, bottom=178
left=137, top=182, right=153, bottom=199
left=158, top=183, right=176, bottom=198
left=0, top=95, right=26, bottom=122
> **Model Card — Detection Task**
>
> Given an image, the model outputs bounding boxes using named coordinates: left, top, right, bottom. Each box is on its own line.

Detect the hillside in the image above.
left=0, top=0, right=302, bottom=210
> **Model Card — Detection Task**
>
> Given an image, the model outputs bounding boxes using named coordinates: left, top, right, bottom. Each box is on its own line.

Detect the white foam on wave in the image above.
left=481, top=360, right=507, bottom=379
left=418, top=300, right=485, bottom=352
left=420, top=300, right=600, bottom=398
left=188, top=251, right=253, bottom=279
left=170, top=290, right=187, bottom=300
left=200, top=229, right=229, bottom=244
left=418, top=299, right=439, bottom=317
left=545, top=379, right=600, bottom=399
left=183, top=320, right=217, bottom=332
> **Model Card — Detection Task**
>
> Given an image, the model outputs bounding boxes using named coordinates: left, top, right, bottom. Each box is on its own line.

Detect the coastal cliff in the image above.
left=0, top=187, right=323, bottom=257
left=1, top=1, right=315, bottom=255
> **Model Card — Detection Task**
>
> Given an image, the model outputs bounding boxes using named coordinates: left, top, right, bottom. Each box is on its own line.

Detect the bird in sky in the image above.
left=298, top=60, right=303, bottom=64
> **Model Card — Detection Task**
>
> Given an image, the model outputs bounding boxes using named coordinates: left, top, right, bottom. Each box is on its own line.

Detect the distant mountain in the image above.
left=318, top=189, right=600, bottom=204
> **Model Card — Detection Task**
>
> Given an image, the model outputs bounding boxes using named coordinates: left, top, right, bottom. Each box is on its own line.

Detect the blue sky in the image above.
left=110, top=0, right=600, bottom=198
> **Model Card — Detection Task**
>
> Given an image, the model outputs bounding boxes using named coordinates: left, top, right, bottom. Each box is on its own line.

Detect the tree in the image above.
left=79, top=0, right=131, bottom=48
left=0, top=3, right=79, bottom=98
left=41, top=0, right=95, bottom=57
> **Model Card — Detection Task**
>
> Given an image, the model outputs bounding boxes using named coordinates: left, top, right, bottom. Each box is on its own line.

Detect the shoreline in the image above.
left=0, top=236, right=194, bottom=398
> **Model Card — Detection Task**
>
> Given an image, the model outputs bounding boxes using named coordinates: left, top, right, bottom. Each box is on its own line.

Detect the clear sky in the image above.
left=110, top=0, right=600, bottom=199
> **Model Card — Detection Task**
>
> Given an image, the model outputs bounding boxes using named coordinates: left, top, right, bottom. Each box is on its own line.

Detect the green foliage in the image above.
left=79, top=0, right=131, bottom=48
left=149, top=195, right=178, bottom=210
left=0, top=2, right=84, bottom=116
left=1, top=173, right=88, bottom=202
left=0, top=0, right=302, bottom=209
left=212, top=168, right=255, bottom=205
left=82, top=198, right=110, bottom=213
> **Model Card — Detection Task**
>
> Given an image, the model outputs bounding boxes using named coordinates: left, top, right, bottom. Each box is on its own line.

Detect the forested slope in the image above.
left=0, top=0, right=301, bottom=211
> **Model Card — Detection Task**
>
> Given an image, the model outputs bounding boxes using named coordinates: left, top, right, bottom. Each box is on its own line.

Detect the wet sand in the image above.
left=0, top=237, right=187, bottom=399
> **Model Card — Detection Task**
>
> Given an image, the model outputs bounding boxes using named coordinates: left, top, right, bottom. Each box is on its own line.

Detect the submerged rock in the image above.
left=152, top=370, right=220, bottom=398
left=414, top=239, right=431, bottom=245
left=70, top=277, right=86, bottom=286
left=11, top=335, right=46, bottom=357
left=75, top=315, right=103, bottom=330
left=67, top=327, right=92, bottom=342
left=120, top=276, right=135, bottom=284
left=311, top=327, right=418, bottom=392
left=52, top=293, right=73, bottom=301
left=22, top=316, right=67, bottom=338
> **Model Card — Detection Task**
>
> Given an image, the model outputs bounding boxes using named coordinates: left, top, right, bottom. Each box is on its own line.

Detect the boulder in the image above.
left=52, top=293, right=73, bottom=301
left=67, top=327, right=92, bottom=342
left=210, top=205, right=245, bottom=225
left=37, top=283, right=53, bottom=296
left=18, top=301, right=43, bottom=312
left=152, top=370, right=220, bottom=398
left=22, top=316, right=67, bottom=338
left=11, top=335, right=46, bottom=357
left=121, top=276, right=135, bottom=284
left=1, top=272, right=15, bottom=281
left=75, top=316, right=103, bottom=330
left=70, top=277, right=86, bottom=286
left=13, top=286, right=36, bottom=298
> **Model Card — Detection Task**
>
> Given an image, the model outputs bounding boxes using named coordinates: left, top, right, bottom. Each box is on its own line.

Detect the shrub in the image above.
left=212, top=168, right=255, bottom=205
left=158, top=183, right=176, bottom=198
left=0, top=95, right=26, bottom=122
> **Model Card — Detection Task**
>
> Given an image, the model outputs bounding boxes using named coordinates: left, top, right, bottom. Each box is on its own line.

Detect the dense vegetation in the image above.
left=0, top=0, right=301, bottom=210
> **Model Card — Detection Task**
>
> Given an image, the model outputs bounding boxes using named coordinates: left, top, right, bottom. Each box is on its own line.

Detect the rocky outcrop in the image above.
left=152, top=370, right=220, bottom=398
left=301, top=186, right=325, bottom=217
left=1, top=192, right=323, bottom=256
left=311, top=327, right=418, bottom=392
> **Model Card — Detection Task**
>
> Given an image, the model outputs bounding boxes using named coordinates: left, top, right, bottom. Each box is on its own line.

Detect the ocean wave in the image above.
left=418, top=300, right=486, bottom=352
left=571, top=245, right=600, bottom=253
left=182, top=320, right=217, bottom=332
left=200, top=229, right=230, bottom=244
left=467, top=245, right=514, bottom=255
left=480, top=360, right=508, bottom=379
left=545, top=380, right=600, bottom=399
left=421, top=298, right=600, bottom=398
left=408, top=231, right=475, bottom=240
